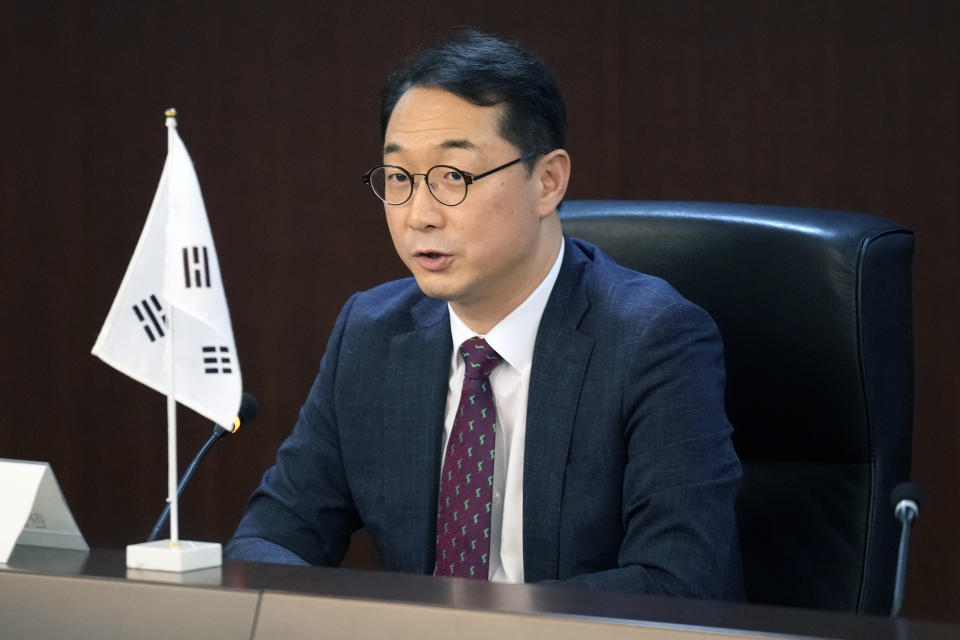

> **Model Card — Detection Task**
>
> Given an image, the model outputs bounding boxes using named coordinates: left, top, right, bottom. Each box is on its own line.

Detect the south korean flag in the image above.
left=92, top=113, right=241, bottom=428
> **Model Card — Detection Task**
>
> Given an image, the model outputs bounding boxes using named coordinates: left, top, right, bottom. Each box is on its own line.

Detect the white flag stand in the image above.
left=126, top=538, right=221, bottom=572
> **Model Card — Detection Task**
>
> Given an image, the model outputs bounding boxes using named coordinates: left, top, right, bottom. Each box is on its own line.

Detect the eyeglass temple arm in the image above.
left=469, top=152, right=542, bottom=182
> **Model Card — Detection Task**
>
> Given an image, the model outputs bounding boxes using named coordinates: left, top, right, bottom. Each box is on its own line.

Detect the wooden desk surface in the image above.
left=1, top=545, right=955, bottom=640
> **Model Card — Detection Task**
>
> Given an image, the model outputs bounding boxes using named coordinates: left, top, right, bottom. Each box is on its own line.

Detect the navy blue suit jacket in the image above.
left=228, top=237, right=743, bottom=599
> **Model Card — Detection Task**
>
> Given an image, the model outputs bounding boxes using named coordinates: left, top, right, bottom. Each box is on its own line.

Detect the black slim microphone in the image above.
left=147, top=393, right=260, bottom=542
left=890, top=481, right=922, bottom=618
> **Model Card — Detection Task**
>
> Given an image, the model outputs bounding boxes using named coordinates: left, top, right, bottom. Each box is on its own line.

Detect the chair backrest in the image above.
left=559, top=200, right=914, bottom=614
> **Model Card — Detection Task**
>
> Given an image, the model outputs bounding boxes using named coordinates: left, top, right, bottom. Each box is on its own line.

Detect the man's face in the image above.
left=382, top=87, right=554, bottom=325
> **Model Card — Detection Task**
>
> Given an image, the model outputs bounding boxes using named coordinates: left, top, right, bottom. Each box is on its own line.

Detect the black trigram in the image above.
left=202, top=345, right=233, bottom=374
left=182, top=246, right=212, bottom=288
left=132, top=295, right=166, bottom=342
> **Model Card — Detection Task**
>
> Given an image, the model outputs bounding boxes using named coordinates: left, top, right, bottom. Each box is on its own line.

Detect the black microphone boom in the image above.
left=890, top=481, right=922, bottom=618
left=147, top=393, right=260, bottom=543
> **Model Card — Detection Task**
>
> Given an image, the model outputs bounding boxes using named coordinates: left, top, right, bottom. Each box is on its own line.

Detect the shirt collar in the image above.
left=449, top=237, right=565, bottom=374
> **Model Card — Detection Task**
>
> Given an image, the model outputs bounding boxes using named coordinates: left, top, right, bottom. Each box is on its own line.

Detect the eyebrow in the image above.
left=382, top=139, right=477, bottom=155
left=439, top=139, right=476, bottom=151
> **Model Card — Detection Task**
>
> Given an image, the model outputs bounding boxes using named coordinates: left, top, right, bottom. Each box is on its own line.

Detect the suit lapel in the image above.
left=523, top=241, right=594, bottom=582
left=383, top=296, right=451, bottom=573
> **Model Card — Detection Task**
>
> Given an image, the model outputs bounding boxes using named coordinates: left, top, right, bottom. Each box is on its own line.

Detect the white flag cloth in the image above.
left=92, top=118, right=241, bottom=427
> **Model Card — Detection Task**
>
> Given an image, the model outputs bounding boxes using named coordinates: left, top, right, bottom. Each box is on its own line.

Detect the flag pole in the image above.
left=166, top=308, right=179, bottom=545
left=164, top=108, right=180, bottom=547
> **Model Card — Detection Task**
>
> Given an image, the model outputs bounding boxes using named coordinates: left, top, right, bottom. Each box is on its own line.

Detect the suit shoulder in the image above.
left=568, top=237, right=714, bottom=332
left=343, top=277, right=445, bottom=331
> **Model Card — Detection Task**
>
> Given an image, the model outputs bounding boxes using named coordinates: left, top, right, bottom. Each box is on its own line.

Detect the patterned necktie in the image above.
left=434, top=337, right=502, bottom=579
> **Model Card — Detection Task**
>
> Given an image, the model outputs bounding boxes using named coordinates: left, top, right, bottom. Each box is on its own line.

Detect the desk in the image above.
left=1, top=545, right=955, bottom=639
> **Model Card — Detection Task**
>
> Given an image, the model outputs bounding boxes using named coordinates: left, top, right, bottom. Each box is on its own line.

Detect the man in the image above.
left=227, top=30, right=743, bottom=599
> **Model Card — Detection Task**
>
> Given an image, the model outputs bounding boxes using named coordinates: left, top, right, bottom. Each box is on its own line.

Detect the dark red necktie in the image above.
left=434, top=337, right=502, bottom=579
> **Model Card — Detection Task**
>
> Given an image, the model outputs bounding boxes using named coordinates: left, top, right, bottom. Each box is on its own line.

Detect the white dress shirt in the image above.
left=442, top=238, right=565, bottom=583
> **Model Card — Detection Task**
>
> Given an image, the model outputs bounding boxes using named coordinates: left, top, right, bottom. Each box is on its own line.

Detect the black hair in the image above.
left=380, top=29, right=566, bottom=172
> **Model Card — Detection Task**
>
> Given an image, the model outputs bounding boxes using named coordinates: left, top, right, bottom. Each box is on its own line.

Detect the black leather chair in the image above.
left=559, top=200, right=914, bottom=614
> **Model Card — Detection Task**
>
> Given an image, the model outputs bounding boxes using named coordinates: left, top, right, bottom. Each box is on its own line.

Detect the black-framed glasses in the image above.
left=362, top=155, right=533, bottom=207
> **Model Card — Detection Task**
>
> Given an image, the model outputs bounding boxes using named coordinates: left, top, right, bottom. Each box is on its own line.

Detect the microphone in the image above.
left=147, top=393, right=260, bottom=542
left=890, top=481, right=922, bottom=618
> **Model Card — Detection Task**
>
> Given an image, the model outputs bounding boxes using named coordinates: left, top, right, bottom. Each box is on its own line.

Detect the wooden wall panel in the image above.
left=0, top=0, right=956, bottom=621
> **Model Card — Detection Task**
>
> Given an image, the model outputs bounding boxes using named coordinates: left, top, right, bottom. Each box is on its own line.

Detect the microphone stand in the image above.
left=889, top=483, right=921, bottom=618
left=147, top=424, right=229, bottom=543
left=890, top=504, right=917, bottom=618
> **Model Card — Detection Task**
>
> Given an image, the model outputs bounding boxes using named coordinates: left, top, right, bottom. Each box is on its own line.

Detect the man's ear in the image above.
left=536, top=149, right=571, bottom=219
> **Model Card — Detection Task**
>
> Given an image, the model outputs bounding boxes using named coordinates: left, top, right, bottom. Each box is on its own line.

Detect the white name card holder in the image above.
left=0, top=459, right=89, bottom=564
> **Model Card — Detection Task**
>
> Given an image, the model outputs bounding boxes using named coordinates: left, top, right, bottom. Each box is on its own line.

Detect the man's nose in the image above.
left=406, top=175, right=443, bottom=229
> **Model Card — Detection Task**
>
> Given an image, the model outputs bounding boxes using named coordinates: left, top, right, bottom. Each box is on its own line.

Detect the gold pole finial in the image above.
left=164, top=108, right=178, bottom=118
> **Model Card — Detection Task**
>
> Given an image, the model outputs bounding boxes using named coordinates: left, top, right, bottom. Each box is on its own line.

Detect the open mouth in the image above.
left=414, top=251, right=451, bottom=270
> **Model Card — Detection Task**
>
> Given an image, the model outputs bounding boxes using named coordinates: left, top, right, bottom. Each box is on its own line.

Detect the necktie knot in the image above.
left=460, top=337, right=501, bottom=380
